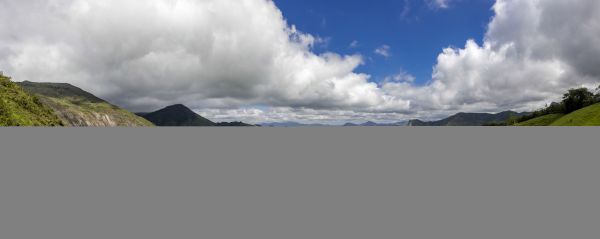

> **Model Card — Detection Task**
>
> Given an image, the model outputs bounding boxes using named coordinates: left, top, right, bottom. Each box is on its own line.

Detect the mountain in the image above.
left=138, top=104, right=215, bottom=126
left=214, top=122, right=255, bottom=127
left=139, top=104, right=255, bottom=127
left=260, top=121, right=408, bottom=127
left=17, top=81, right=153, bottom=127
left=361, top=121, right=379, bottom=126
left=259, top=121, right=328, bottom=127
left=344, top=121, right=408, bottom=127
left=1, top=75, right=63, bottom=126
left=408, top=111, right=528, bottom=126
left=517, top=103, right=600, bottom=126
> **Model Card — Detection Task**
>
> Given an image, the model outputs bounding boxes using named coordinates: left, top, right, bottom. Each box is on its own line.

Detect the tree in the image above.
left=594, top=85, right=600, bottom=103
left=545, top=102, right=565, bottom=114
left=562, top=88, right=595, bottom=113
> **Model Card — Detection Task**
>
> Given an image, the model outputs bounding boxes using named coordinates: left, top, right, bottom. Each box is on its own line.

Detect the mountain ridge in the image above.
left=408, top=111, right=528, bottom=126
left=17, top=81, right=154, bottom=127
left=139, top=104, right=255, bottom=127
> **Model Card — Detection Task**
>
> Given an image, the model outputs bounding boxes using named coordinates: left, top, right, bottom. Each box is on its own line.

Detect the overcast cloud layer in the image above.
left=1, top=0, right=600, bottom=123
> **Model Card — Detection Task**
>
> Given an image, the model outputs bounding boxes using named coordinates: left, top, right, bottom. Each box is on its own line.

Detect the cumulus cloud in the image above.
left=382, top=0, right=600, bottom=117
left=0, top=0, right=409, bottom=114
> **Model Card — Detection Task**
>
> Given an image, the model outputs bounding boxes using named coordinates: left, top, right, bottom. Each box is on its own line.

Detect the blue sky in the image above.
left=274, top=0, right=495, bottom=85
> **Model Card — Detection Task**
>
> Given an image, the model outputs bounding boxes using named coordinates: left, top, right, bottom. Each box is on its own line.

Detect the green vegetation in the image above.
left=18, top=81, right=153, bottom=127
left=550, top=104, right=600, bottom=126
left=515, top=103, right=600, bottom=126
left=0, top=74, right=63, bottom=126
left=515, top=114, right=564, bottom=126
left=513, top=86, right=600, bottom=126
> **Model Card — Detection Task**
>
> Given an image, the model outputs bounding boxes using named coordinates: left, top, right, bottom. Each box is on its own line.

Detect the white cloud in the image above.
left=349, top=40, right=359, bottom=48
left=0, top=0, right=409, bottom=114
left=384, top=70, right=416, bottom=83
left=426, top=0, right=451, bottom=9
left=382, top=0, right=600, bottom=117
left=374, top=45, right=392, bottom=58
left=197, top=107, right=415, bottom=125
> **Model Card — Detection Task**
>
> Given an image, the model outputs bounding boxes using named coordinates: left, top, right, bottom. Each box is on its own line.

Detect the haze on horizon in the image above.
left=1, top=0, right=599, bottom=124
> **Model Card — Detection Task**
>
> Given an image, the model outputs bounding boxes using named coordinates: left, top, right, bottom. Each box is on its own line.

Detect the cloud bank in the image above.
left=2, top=0, right=600, bottom=123
left=0, top=0, right=409, bottom=114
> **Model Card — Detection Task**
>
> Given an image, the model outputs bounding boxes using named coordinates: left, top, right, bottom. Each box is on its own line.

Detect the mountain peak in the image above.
left=362, top=121, right=378, bottom=126
left=141, top=104, right=215, bottom=126
left=163, top=104, right=192, bottom=111
left=17, top=81, right=105, bottom=103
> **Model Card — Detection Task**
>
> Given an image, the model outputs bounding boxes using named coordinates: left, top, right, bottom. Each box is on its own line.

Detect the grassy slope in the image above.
left=18, top=82, right=153, bottom=127
left=38, top=96, right=154, bottom=127
left=550, top=103, right=600, bottom=126
left=515, top=103, right=600, bottom=126
left=516, top=114, right=564, bottom=126
left=0, top=75, right=63, bottom=126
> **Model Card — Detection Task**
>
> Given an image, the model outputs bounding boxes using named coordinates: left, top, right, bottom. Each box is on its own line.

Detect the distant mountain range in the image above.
left=259, top=122, right=329, bottom=127
left=138, top=104, right=254, bottom=127
left=258, top=121, right=408, bottom=127
left=344, top=121, right=408, bottom=127
left=408, top=111, right=529, bottom=126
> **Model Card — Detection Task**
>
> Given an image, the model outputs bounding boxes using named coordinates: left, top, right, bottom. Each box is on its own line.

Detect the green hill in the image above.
left=0, top=75, right=63, bottom=126
left=516, top=114, right=564, bottom=126
left=17, top=81, right=153, bottom=127
left=515, top=103, right=600, bottom=126
left=550, top=103, right=600, bottom=126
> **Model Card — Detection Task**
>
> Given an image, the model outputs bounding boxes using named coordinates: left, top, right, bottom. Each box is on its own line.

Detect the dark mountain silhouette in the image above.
left=138, top=104, right=215, bottom=126
left=214, top=122, right=255, bottom=127
left=139, top=104, right=255, bottom=127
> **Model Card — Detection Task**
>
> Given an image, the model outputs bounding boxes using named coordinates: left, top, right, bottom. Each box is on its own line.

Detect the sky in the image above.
left=1, top=0, right=600, bottom=124
left=274, top=0, right=495, bottom=85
